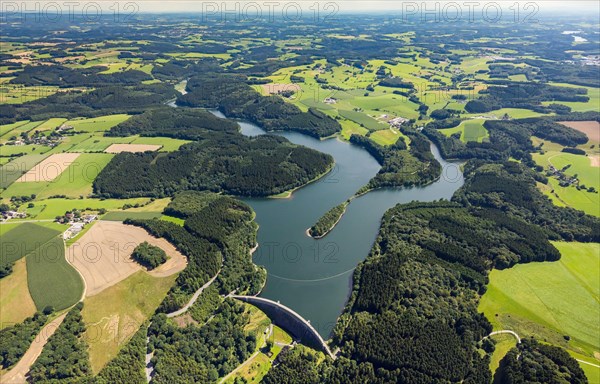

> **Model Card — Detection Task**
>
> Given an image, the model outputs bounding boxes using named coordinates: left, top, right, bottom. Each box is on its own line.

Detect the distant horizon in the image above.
left=4, top=0, right=600, bottom=15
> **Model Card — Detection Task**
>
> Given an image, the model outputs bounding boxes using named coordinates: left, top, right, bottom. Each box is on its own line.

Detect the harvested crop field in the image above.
left=66, top=221, right=187, bottom=297
left=16, top=153, right=80, bottom=183
left=590, top=156, right=599, bottom=168
left=558, top=121, right=600, bottom=142
left=104, top=143, right=161, bottom=153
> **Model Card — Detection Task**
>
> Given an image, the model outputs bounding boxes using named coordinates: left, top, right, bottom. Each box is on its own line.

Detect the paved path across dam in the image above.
left=231, top=295, right=335, bottom=359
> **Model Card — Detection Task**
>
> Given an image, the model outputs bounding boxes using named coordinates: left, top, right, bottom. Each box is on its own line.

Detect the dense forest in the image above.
left=148, top=300, right=256, bottom=383
left=126, top=192, right=264, bottom=313
left=177, top=74, right=341, bottom=138
left=132, top=242, right=168, bottom=270
left=94, top=108, right=333, bottom=198
left=309, top=202, right=348, bottom=238
left=105, top=107, right=240, bottom=140
left=0, top=312, right=48, bottom=370
left=0, top=83, right=178, bottom=124
left=455, top=162, right=600, bottom=242
left=95, top=128, right=333, bottom=198
left=495, top=338, right=588, bottom=383
left=465, top=82, right=589, bottom=114
left=261, top=346, right=322, bottom=384
left=424, top=115, right=592, bottom=163
left=350, top=126, right=442, bottom=190
left=123, top=192, right=267, bottom=383
left=94, top=323, right=148, bottom=384
left=28, top=303, right=91, bottom=382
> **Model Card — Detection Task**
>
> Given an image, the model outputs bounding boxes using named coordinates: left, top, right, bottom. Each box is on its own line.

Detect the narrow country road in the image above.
left=486, top=330, right=522, bottom=344
left=166, top=270, right=221, bottom=318
left=485, top=330, right=600, bottom=368
left=0, top=313, right=67, bottom=384
left=144, top=270, right=222, bottom=382
left=217, top=325, right=273, bottom=384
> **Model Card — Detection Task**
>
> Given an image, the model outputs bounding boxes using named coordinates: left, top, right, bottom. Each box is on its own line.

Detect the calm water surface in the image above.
left=210, top=110, right=464, bottom=338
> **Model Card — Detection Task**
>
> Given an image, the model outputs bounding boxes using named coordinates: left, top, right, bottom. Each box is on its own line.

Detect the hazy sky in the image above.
left=10, top=0, right=600, bottom=14
left=123, top=1, right=599, bottom=14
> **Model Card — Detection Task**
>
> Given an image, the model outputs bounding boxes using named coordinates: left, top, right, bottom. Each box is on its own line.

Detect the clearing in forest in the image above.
left=66, top=221, right=186, bottom=297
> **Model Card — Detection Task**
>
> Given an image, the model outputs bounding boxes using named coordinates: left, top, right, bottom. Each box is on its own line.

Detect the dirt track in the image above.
left=66, top=221, right=187, bottom=297
left=0, top=313, right=67, bottom=384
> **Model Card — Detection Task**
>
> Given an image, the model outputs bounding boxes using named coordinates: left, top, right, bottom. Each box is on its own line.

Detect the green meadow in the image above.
left=26, top=236, right=84, bottom=311
left=532, top=142, right=600, bottom=217
left=0, top=222, right=62, bottom=265
left=64, top=114, right=131, bottom=132
left=1, top=153, right=114, bottom=199
left=101, top=211, right=162, bottom=221
left=440, top=119, right=489, bottom=143
left=34, top=118, right=68, bottom=132
left=0, top=153, right=48, bottom=188
left=16, top=197, right=153, bottom=220
left=480, top=242, right=600, bottom=362
left=0, top=120, right=30, bottom=138
left=0, top=222, right=81, bottom=313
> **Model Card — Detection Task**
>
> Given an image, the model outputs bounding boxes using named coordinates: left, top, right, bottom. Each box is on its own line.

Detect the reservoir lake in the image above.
left=210, top=110, right=464, bottom=338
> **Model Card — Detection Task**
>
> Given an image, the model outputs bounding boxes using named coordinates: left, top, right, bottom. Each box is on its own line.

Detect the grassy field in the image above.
left=0, top=84, right=59, bottom=104
left=0, top=120, right=30, bottom=138
left=0, top=154, right=49, bottom=189
left=223, top=353, right=271, bottom=384
left=440, top=119, right=489, bottom=143
left=64, top=114, right=130, bottom=132
left=1, top=153, right=114, bottom=199
left=82, top=271, right=176, bottom=373
left=65, top=133, right=189, bottom=153
left=465, top=108, right=548, bottom=120
left=0, top=222, right=62, bottom=265
left=370, top=129, right=403, bottom=146
left=0, top=144, right=52, bottom=157
left=16, top=197, right=153, bottom=220
left=0, top=258, right=37, bottom=329
left=101, top=211, right=162, bottom=221
left=479, top=241, right=600, bottom=365
left=532, top=140, right=600, bottom=217
left=339, top=120, right=369, bottom=140
left=160, top=215, right=185, bottom=226
left=224, top=307, right=294, bottom=384
left=0, top=120, right=44, bottom=143
left=130, top=136, right=190, bottom=151
left=487, top=333, right=517, bottom=376
left=34, top=118, right=68, bottom=132
left=26, top=236, right=84, bottom=311
left=67, top=135, right=133, bottom=152
left=338, top=109, right=388, bottom=131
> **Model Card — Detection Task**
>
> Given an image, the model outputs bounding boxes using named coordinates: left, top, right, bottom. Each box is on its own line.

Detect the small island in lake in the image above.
left=307, top=202, right=348, bottom=239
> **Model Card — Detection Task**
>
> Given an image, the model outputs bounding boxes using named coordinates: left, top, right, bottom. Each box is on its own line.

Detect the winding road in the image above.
left=485, top=330, right=600, bottom=369
left=485, top=330, right=522, bottom=344
left=166, top=270, right=221, bottom=318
